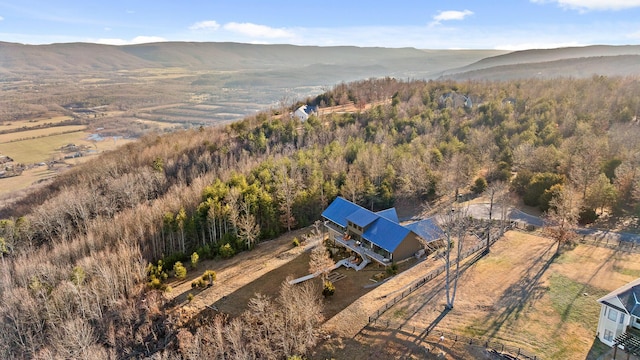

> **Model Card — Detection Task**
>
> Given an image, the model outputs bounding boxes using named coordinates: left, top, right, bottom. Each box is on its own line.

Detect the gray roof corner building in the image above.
left=598, top=278, right=640, bottom=317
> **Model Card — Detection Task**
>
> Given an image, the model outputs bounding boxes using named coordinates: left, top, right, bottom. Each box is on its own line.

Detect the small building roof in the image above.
left=598, top=277, right=640, bottom=317
left=376, top=208, right=399, bottom=223
left=404, top=218, right=445, bottom=242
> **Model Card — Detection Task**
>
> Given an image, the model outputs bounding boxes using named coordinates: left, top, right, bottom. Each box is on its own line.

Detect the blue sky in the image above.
left=1, top=0, right=639, bottom=50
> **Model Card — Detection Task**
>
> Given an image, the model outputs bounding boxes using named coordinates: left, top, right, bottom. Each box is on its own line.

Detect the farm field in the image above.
left=312, top=232, right=640, bottom=359
left=0, top=166, right=56, bottom=195
left=0, top=116, right=74, bottom=132
left=0, top=131, right=89, bottom=164
left=0, top=125, right=87, bottom=144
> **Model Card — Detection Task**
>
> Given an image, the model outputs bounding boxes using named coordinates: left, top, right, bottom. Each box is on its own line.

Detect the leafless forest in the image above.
left=1, top=75, right=640, bottom=358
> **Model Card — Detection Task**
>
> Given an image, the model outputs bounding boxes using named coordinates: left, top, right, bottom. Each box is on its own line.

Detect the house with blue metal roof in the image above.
left=321, top=197, right=445, bottom=267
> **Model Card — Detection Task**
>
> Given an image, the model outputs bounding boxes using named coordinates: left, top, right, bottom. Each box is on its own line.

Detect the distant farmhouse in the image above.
left=596, top=277, right=640, bottom=352
left=293, top=104, right=317, bottom=121
left=321, top=197, right=445, bottom=268
left=438, top=92, right=473, bottom=109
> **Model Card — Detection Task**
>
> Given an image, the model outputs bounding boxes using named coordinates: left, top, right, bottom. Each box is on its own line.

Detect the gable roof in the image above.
left=376, top=208, right=399, bottom=223
left=321, top=197, right=360, bottom=228
left=321, top=197, right=445, bottom=253
left=404, top=218, right=445, bottom=242
left=598, top=277, right=640, bottom=317
left=347, top=208, right=379, bottom=228
left=362, top=218, right=410, bottom=253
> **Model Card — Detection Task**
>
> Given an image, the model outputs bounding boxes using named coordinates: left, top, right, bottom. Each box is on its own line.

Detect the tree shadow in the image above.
left=551, top=247, right=617, bottom=338
left=478, top=241, right=556, bottom=339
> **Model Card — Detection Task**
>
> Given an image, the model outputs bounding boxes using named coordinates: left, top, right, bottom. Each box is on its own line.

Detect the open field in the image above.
left=0, top=116, right=74, bottom=132
left=0, top=166, right=56, bottom=195
left=0, top=131, right=88, bottom=164
left=0, top=125, right=87, bottom=144
left=134, top=118, right=181, bottom=130
left=310, top=232, right=640, bottom=359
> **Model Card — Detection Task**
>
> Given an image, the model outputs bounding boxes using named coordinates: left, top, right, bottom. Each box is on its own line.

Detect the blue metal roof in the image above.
left=347, top=208, right=379, bottom=228
left=322, top=197, right=442, bottom=253
left=321, top=197, right=360, bottom=228
left=404, top=218, right=445, bottom=242
left=376, top=208, right=399, bottom=223
left=363, top=218, right=410, bottom=253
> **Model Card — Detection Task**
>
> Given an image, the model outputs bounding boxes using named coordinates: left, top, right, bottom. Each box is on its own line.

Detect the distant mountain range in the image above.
left=1, top=42, right=639, bottom=82
left=438, top=45, right=640, bottom=80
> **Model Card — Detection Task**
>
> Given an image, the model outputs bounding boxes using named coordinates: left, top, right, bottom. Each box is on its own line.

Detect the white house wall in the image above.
left=597, top=304, right=630, bottom=346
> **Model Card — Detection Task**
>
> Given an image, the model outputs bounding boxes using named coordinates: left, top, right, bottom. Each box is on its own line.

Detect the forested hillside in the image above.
left=1, top=76, right=639, bottom=358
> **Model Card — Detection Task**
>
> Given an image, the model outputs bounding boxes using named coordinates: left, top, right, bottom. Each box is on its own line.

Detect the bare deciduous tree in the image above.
left=544, top=186, right=582, bottom=254
left=308, top=243, right=335, bottom=282
left=236, top=200, right=260, bottom=250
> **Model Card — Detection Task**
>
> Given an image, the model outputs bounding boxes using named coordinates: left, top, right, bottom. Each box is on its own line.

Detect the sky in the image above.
left=0, top=0, right=639, bottom=50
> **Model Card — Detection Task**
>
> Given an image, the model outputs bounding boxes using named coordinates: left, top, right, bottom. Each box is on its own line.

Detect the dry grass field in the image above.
left=0, top=125, right=87, bottom=144
left=0, top=166, right=56, bottom=195
left=0, top=131, right=88, bottom=164
left=0, top=116, right=74, bottom=132
left=310, top=231, right=640, bottom=359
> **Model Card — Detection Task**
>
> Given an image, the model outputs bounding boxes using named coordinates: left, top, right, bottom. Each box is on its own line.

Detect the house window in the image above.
left=608, top=308, right=618, bottom=321
left=620, top=313, right=625, bottom=324
left=604, top=329, right=614, bottom=342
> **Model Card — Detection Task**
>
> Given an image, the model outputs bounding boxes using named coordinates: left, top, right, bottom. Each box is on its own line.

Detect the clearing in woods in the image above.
left=312, top=231, right=640, bottom=360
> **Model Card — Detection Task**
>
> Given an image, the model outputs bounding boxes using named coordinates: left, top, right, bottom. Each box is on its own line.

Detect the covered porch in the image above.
left=325, top=222, right=391, bottom=266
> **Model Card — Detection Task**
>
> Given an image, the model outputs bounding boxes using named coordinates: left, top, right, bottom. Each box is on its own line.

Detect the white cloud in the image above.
left=223, top=22, right=294, bottom=39
left=104, top=27, right=111, bottom=31
left=430, top=10, right=473, bottom=27
left=531, top=0, right=640, bottom=11
left=0, top=16, right=4, bottom=21
left=131, top=36, right=166, bottom=44
left=189, top=20, right=220, bottom=31
left=95, top=36, right=166, bottom=46
left=433, top=9, right=474, bottom=22
left=96, top=38, right=129, bottom=45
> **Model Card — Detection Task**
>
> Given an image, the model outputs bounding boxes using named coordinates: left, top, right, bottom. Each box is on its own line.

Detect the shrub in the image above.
left=70, top=265, right=85, bottom=286
left=147, top=260, right=168, bottom=290
left=386, top=262, right=399, bottom=276
left=162, top=252, right=188, bottom=271
left=579, top=207, right=598, bottom=225
left=292, top=237, right=300, bottom=247
left=173, top=261, right=187, bottom=279
left=523, top=172, right=564, bottom=208
left=191, top=278, right=206, bottom=289
left=187, top=293, right=194, bottom=302
left=219, top=243, right=235, bottom=258
left=191, top=252, right=199, bottom=269
left=323, top=281, right=335, bottom=297
left=471, top=177, right=487, bottom=194
left=202, top=269, right=216, bottom=283
left=192, top=270, right=217, bottom=289
left=195, top=244, right=214, bottom=259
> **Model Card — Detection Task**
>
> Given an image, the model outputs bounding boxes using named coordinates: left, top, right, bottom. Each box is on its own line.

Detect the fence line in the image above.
left=577, top=235, right=640, bottom=254
left=370, top=320, right=538, bottom=360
